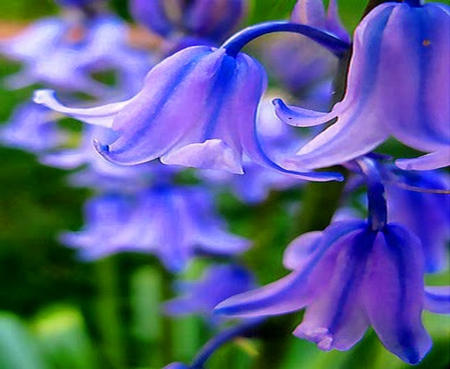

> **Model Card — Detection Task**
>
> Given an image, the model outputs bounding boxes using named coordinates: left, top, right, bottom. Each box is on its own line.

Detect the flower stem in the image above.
left=356, top=157, right=387, bottom=231
left=221, top=21, right=350, bottom=58
left=189, top=318, right=264, bottom=369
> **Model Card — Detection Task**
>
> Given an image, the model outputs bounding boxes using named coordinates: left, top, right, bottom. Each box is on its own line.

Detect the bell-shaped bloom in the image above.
left=164, top=264, right=255, bottom=322
left=276, top=2, right=450, bottom=171
left=35, top=46, right=341, bottom=182
left=0, top=103, right=66, bottom=153
left=216, top=219, right=437, bottom=364
left=61, top=186, right=250, bottom=272
left=386, top=169, right=450, bottom=273
left=130, top=0, right=248, bottom=43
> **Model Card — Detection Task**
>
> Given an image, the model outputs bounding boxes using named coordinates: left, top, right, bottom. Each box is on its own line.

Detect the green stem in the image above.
left=94, top=257, right=126, bottom=369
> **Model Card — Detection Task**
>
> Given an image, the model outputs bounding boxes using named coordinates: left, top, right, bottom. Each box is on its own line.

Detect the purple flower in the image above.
left=162, top=363, right=188, bottom=369
left=164, top=264, right=255, bottom=321
left=34, top=46, right=341, bottom=182
left=61, top=186, right=250, bottom=272
left=275, top=2, right=450, bottom=170
left=386, top=169, right=450, bottom=273
left=216, top=219, right=435, bottom=364
left=2, top=15, right=150, bottom=98
left=0, top=103, right=66, bottom=153
left=130, top=0, right=248, bottom=43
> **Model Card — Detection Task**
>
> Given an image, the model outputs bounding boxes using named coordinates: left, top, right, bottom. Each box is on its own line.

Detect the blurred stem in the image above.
left=94, top=257, right=126, bottom=369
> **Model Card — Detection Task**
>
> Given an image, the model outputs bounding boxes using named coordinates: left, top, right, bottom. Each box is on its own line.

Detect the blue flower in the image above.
left=61, top=186, right=250, bottom=272
left=216, top=219, right=435, bottom=364
left=275, top=2, right=450, bottom=170
left=34, top=45, right=341, bottom=182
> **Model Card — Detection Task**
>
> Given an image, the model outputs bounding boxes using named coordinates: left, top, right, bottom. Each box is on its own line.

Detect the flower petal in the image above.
left=272, top=98, right=337, bottom=127
left=33, top=90, right=129, bottom=128
left=294, top=230, right=372, bottom=351
left=161, top=139, right=244, bottom=174
left=363, top=224, right=431, bottom=364
left=424, top=286, right=450, bottom=314
left=396, top=150, right=450, bottom=171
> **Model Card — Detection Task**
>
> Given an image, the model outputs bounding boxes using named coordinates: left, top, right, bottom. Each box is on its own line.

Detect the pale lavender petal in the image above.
left=363, top=224, right=431, bottom=364
left=161, top=139, right=244, bottom=174
left=33, top=90, right=129, bottom=128
left=283, top=231, right=322, bottom=270
left=325, top=0, right=350, bottom=43
left=424, top=286, right=450, bottom=314
left=294, top=230, right=372, bottom=351
left=273, top=98, right=337, bottom=127
left=291, top=0, right=326, bottom=28
left=396, top=151, right=450, bottom=171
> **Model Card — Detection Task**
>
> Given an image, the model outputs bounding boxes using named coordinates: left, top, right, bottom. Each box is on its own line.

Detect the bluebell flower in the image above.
left=386, top=169, right=450, bottom=273
left=275, top=1, right=450, bottom=170
left=61, top=186, right=250, bottom=272
left=216, top=218, right=436, bottom=364
left=130, top=0, right=248, bottom=43
left=0, top=103, right=66, bottom=153
left=34, top=45, right=341, bottom=182
left=164, top=264, right=255, bottom=322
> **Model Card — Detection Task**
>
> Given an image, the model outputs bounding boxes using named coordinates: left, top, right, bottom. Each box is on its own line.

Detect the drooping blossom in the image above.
left=34, top=45, right=342, bottom=182
left=216, top=219, right=435, bottom=364
left=216, top=157, right=441, bottom=364
left=275, top=1, right=450, bottom=170
left=61, top=186, right=250, bottom=272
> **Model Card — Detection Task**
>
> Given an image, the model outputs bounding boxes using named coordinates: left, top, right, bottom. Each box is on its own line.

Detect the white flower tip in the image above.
left=33, top=89, right=55, bottom=105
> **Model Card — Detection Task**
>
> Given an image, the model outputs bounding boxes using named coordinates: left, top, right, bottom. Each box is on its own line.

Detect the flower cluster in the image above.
left=0, top=0, right=448, bottom=368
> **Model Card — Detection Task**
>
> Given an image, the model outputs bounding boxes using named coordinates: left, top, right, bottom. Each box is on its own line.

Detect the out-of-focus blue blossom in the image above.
left=34, top=46, right=341, bottom=182
left=0, top=102, right=66, bottom=153
left=61, top=186, right=250, bottom=272
left=130, top=0, right=248, bottom=44
left=217, top=218, right=437, bottom=364
left=1, top=13, right=151, bottom=99
left=262, top=0, right=347, bottom=104
left=386, top=169, right=450, bottom=273
left=164, top=264, right=255, bottom=322
left=276, top=2, right=450, bottom=171
left=40, top=125, right=163, bottom=191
